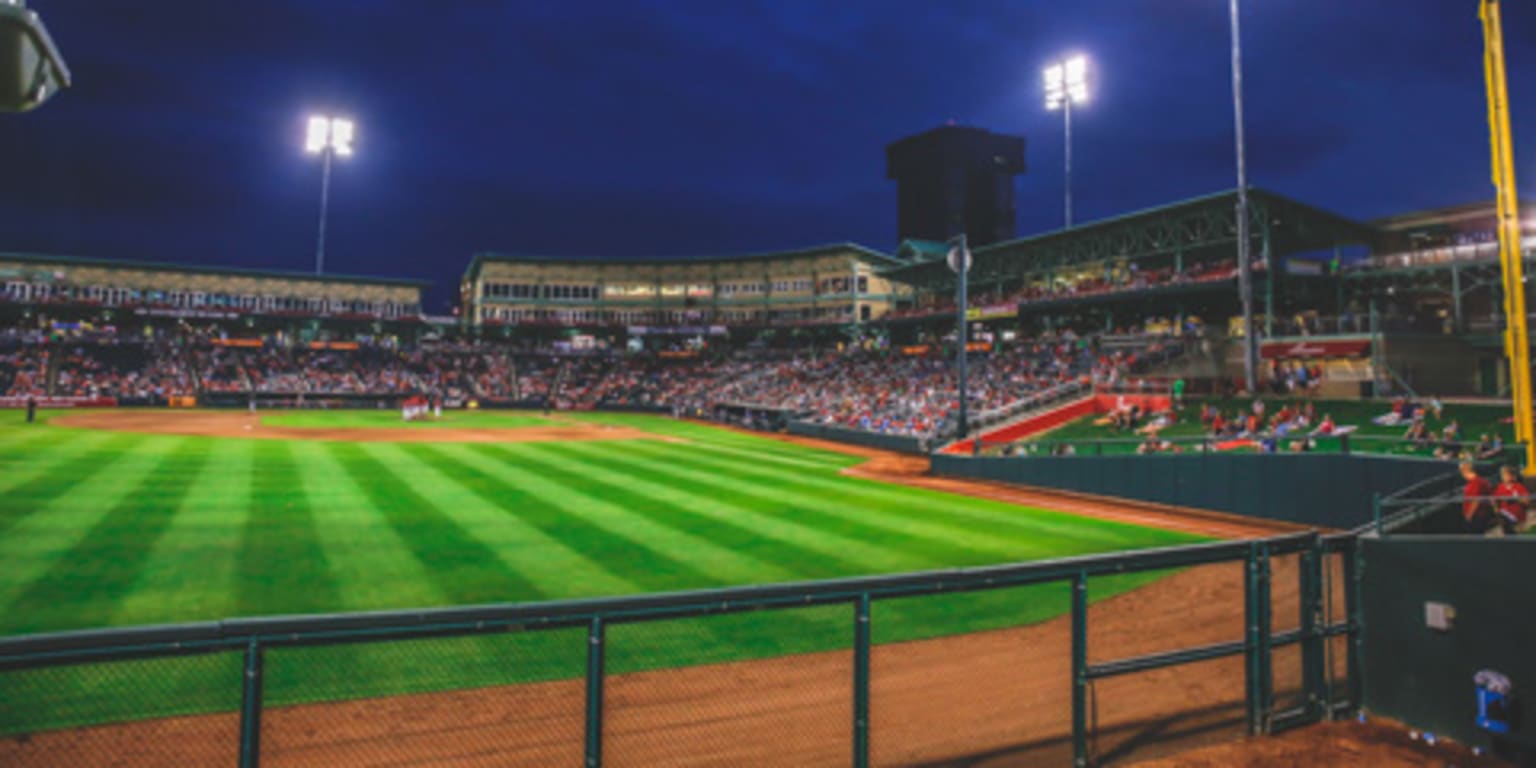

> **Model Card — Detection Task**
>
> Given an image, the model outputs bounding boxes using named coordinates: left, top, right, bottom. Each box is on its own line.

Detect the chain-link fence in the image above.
left=0, top=531, right=1352, bottom=767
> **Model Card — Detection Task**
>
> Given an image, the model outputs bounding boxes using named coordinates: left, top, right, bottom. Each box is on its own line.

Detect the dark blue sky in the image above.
left=2, top=1, right=1532, bottom=311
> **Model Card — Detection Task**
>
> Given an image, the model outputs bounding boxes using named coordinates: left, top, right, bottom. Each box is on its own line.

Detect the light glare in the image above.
left=1043, top=54, right=1091, bottom=110
left=305, top=116, right=329, bottom=153
left=305, top=115, right=356, bottom=156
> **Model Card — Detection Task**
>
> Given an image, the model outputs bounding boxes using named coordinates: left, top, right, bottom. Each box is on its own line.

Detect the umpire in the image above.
left=26, top=395, right=37, bottom=424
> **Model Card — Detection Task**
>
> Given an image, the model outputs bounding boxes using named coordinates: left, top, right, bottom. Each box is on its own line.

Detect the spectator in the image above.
left=1460, top=462, right=1497, bottom=534
left=1493, top=465, right=1530, bottom=535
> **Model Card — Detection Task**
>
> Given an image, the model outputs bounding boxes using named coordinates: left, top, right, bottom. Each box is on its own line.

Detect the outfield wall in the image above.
left=1360, top=536, right=1536, bottom=756
left=930, top=453, right=1451, bottom=528
left=787, top=421, right=926, bottom=454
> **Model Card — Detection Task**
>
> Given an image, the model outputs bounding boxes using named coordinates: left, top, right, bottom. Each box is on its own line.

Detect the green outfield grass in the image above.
left=1018, top=397, right=1517, bottom=458
left=259, top=409, right=558, bottom=429
left=0, top=410, right=1206, bottom=734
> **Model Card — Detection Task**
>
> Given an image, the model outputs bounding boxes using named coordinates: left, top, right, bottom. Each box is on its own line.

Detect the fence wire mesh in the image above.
left=0, top=533, right=1343, bottom=767
left=1083, top=561, right=1248, bottom=765
left=0, top=651, right=241, bottom=767
left=1084, top=654, right=1249, bottom=766
left=605, top=604, right=851, bottom=767
left=260, top=628, right=584, bottom=767
left=872, top=583, right=1072, bottom=767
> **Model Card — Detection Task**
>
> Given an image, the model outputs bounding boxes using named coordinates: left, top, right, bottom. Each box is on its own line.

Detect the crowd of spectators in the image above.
left=1, top=344, right=48, bottom=397
left=0, top=324, right=1174, bottom=439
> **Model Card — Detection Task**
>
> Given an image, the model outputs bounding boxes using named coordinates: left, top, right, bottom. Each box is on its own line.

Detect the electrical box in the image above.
left=1425, top=601, right=1456, bottom=632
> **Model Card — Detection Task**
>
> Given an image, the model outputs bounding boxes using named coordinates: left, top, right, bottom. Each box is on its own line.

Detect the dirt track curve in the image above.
left=3, top=416, right=1342, bottom=766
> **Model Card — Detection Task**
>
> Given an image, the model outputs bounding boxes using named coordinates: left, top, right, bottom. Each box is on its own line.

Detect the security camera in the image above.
left=1, top=0, right=72, bottom=112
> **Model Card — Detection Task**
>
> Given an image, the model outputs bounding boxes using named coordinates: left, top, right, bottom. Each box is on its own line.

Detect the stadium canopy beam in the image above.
left=879, top=188, right=1372, bottom=300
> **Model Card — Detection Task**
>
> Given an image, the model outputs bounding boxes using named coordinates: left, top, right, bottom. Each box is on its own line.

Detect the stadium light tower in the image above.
left=304, top=115, right=355, bottom=275
left=1043, top=54, right=1090, bottom=229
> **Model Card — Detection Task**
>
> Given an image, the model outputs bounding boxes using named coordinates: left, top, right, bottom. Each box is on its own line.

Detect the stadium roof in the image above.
left=0, top=251, right=432, bottom=288
left=464, top=242, right=901, bottom=281
left=879, top=187, right=1375, bottom=289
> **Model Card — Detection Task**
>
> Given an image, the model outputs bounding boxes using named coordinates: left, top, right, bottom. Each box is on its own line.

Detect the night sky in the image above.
left=1, top=1, right=1532, bottom=311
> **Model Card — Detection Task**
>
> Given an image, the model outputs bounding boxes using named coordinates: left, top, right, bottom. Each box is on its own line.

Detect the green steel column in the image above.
left=1262, top=217, right=1275, bottom=338
left=585, top=617, right=606, bottom=767
left=853, top=593, right=872, bottom=768
left=1071, top=572, right=1089, bottom=767
left=1451, top=262, right=1463, bottom=333
left=239, top=640, right=264, bottom=768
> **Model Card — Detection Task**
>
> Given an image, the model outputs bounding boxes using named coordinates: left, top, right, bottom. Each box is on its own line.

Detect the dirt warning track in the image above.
left=50, top=410, right=670, bottom=444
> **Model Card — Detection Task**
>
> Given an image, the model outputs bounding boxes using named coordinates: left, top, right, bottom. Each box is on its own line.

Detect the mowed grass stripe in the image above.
left=667, top=435, right=861, bottom=471
left=625, top=439, right=1169, bottom=547
left=481, top=444, right=851, bottom=659
left=3, top=439, right=210, bottom=632
left=330, top=442, right=546, bottom=605
left=112, top=438, right=254, bottom=625
left=541, top=441, right=924, bottom=575
left=0, top=435, right=180, bottom=633
left=617, top=441, right=1063, bottom=562
left=485, top=445, right=866, bottom=580
left=360, top=442, right=634, bottom=600
left=0, top=434, right=140, bottom=537
left=404, top=443, right=728, bottom=651
left=560, top=413, right=859, bottom=466
left=0, top=420, right=89, bottom=460
left=413, top=443, right=769, bottom=590
left=236, top=441, right=343, bottom=617
left=293, top=442, right=445, bottom=610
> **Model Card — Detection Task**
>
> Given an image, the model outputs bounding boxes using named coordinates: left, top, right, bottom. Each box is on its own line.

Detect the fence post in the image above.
left=853, top=593, right=872, bottom=768
left=1243, top=543, right=1262, bottom=735
left=1071, top=571, right=1088, bottom=767
left=1299, top=542, right=1324, bottom=721
left=1343, top=542, right=1363, bottom=713
left=1257, top=543, right=1273, bottom=733
left=585, top=617, right=606, bottom=768
left=239, top=639, right=264, bottom=768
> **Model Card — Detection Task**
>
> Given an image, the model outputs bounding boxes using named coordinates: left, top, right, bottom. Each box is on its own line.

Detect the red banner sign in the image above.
left=1260, top=339, right=1370, bottom=359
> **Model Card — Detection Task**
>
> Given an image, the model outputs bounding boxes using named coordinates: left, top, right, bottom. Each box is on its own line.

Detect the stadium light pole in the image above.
left=1229, top=0, right=1259, bottom=393
left=948, top=234, right=972, bottom=441
left=1044, top=54, right=1090, bottom=229
left=304, top=115, right=355, bottom=275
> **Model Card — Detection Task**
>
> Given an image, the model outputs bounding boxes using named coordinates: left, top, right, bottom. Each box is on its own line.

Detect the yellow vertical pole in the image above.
left=1480, top=0, right=1535, bottom=473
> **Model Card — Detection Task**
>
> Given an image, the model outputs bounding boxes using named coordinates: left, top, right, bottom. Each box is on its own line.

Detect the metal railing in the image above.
left=0, top=531, right=1352, bottom=768
left=979, top=431, right=1527, bottom=462
left=1368, top=465, right=1529, bottom=536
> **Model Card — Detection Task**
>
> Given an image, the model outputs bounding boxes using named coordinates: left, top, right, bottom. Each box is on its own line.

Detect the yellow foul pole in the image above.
left=1479, top=0, right=1535, bottom=472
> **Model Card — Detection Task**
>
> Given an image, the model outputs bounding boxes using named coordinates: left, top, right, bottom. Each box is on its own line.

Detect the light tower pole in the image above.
left=1044, top=54, right=1090, bottom=229
left=1229, top=0, right=1259, bottom=393
left=949, top=235, right=972, bottom=440
left=304, top=115, right=355, bottom=275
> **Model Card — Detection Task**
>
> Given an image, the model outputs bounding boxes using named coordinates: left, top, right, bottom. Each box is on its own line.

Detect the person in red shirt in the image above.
left=1461, top=462, right=1497, bottom=532
left=1493, top=465, right=1530, bottom=534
